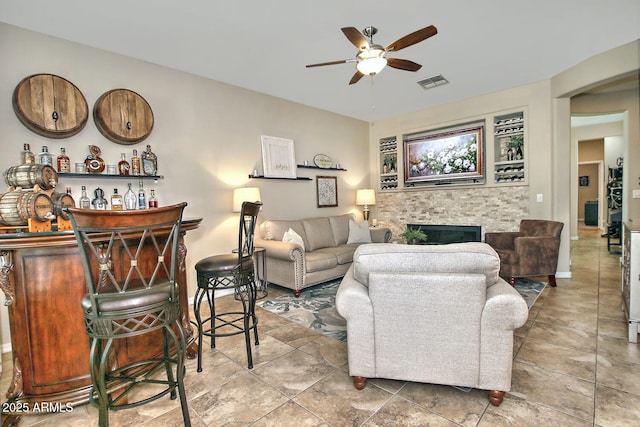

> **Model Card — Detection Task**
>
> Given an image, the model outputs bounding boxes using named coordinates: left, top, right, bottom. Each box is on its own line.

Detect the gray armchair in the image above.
left=484, top=219, right=564, bottom=287
left=336, top=242, right=528, bottom=406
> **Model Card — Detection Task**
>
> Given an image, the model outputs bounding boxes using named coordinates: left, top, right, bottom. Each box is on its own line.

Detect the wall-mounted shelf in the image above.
left=248, top=175, right=312, bottom=181
left=297, top=165, right=347, bottom=171
left=58, top=173, right=164, bottom=180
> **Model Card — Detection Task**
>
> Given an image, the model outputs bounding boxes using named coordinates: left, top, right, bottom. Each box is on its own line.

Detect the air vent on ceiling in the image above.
left=417, top=74, right=449, bottom=90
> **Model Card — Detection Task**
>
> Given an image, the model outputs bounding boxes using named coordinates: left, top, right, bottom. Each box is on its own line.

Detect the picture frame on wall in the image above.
left=261, top=135, right=297, bottom=179
left=403, top=121, right=485, bottom=185
left=316, top=176, right=338, bottom=208
left=579, top=175, right=590, bottom=187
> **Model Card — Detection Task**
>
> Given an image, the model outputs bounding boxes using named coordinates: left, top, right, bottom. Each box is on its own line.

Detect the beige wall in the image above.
left=0, top=23, right=369, bottom=350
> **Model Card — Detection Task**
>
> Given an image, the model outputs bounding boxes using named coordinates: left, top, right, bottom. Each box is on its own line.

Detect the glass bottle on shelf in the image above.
left=38, top=146, right=53, bottom=167
left=148, top=189, right=158, bottom=208
left=118, top=153, right=130, bottom=176
left=124, top=183, right=137, bottom=210
left=131, top=149, right=141, bottom=176
left=21, top=143, right=35, bottom=164
left=111, top=188, right=123, bottom=210
left=57, top=147, right=71, bottom=172
left=137, top=180, right=146, bottom=210
left=91, top=187, right=108, bottom=210
left=79, top=185, right=91, bottom=209
left=141, top=144, right=157, bottom=176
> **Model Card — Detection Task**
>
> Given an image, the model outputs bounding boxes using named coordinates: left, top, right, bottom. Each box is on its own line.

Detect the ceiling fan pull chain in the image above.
left=370, top=75, right=376, bottom=111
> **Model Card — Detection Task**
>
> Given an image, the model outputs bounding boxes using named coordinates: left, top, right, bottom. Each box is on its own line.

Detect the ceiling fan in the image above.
left=306, top=25, right=438, bottom=85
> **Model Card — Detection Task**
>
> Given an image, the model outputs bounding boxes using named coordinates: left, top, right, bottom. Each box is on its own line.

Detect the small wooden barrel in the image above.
left=50, top=192, right=76, bottom=219
left=0, top=191, right=53, bottom=226
left=3, top=164, right=58, bottom=190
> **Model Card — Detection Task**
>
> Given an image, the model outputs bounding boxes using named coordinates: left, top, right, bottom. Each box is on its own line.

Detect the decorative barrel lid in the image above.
left=93, top=88, right=154, bottom=145
left=12, top=74, right=89, bottom=138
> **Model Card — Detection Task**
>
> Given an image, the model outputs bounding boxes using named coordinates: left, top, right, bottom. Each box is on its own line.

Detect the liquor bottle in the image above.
left=79, top=186, right=91, bottom=209
left=38, top=146, right=54, bottom=167
left=111, top=188, right=123, bottom=210
left=148, top=189, right=158, bottom=208
left=131, top=149, right=141, bottom=176
left=92, top=187, right=108, bottom=210
left=124, top=183, right=137, bottom=210
left=118, top=153, right=130, bottom=176
left=137, top=180, right=146, bottom=210
left=21, top=143, right=35, bottom=164
left=141, top=144, right=158, bottom=176
left=57, top=147, right=71, bottom=172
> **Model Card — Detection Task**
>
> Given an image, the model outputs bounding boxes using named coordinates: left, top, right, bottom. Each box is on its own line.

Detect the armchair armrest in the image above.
left=484, top=232, right=520, bottom=250
left=254, top=238, right=304, bottom=261
left=370, top=227, right=392, bottom=243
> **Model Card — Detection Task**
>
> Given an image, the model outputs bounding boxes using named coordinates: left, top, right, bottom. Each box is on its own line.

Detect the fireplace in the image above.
left=407, top=224, right=482, bottom=245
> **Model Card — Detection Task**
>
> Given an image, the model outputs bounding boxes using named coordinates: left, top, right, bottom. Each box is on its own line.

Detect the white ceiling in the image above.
left=2, top=0, right=639, bottom=122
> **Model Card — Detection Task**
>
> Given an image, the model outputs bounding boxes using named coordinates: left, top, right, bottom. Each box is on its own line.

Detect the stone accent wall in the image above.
left=376, top=186, right=529, bottom=242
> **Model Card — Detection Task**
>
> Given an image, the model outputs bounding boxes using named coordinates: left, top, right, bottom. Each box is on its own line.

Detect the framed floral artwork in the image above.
left=403, top=122, right=485, bottom=185
left=316, top=176, right=338, bottom=208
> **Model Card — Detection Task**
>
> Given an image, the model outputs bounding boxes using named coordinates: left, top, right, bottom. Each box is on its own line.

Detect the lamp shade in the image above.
left=356, top=189, right=376, bottom=206
left=233, top=187, right=261, bottom=212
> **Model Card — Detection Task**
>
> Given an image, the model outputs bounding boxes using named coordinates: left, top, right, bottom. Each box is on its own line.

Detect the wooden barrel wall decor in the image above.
left=50, top=192, right=75, bottom=219
left=12, top=74, right=89, bottom=138
left=3, top=164, right=59, bottom=190
left=93, top=88, right=154, bottom=145
left=0, top=191, right=53, bottom=226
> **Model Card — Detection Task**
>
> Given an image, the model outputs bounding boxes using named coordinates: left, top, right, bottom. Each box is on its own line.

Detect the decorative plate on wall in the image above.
left=12, top=73, right=89, bottom=138
left=313, top=154, right=333, bottom=168
left=93, top=88, right=154, bottom=145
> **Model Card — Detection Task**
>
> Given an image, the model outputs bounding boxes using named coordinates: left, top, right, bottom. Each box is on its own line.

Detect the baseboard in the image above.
left=556, top=271, right=572, bottom=279
left=1, top=343, right=12, bottom=354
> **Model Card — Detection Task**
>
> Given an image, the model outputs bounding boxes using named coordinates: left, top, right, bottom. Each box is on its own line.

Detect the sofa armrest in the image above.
left=370, top=227, right=392, bottom=243
left=482, top=279, right=529, bottom=330
left=254, top=238, right=304, bottom=261
left=484, top=231, right=520, bottom=250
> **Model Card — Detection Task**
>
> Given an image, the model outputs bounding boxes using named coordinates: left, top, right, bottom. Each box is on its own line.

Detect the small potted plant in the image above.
left=400, top=228, right=428, bottom=245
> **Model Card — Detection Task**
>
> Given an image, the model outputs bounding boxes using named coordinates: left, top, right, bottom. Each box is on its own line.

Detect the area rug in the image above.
left=258, top=278, right=545, bottom=343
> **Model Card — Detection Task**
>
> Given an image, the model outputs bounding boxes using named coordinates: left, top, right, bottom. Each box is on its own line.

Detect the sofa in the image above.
left=335, top=242, right=529, bottom=406
left=255, top=214, right=391, bottom=297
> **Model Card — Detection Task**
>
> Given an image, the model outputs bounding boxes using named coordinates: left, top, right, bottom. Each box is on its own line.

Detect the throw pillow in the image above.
left=283, top=228, right=305, bottom=251
left=347, top=220, right=372, bottom=244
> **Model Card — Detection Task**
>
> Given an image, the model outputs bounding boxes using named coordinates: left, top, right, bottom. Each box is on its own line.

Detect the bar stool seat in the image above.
left=193, top=201, right=261, bottom=372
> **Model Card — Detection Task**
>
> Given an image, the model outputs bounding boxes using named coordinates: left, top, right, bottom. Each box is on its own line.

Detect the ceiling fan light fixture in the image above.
left=356, top=47, right=387, bottom=75
left=357, top=57, right=387, bottom=75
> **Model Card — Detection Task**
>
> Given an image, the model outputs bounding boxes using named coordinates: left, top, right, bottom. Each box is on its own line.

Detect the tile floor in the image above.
left=3, top=227, right=640, bottom=426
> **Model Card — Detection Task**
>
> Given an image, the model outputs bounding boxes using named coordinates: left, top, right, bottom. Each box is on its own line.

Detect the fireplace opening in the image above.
left=407, top=224, right=481, bottom=245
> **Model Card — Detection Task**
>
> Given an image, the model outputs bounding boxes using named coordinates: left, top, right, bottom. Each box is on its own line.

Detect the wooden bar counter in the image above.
left=0, top=218, right=201, bottom=419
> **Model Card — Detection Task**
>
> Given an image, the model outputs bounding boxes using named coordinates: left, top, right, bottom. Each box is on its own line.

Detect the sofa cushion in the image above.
left=314, top=245, right=357, bottom=265
left=352, top=242, right=500, bottom=288
left=302, top=217, right=336, bottom=251
left=329, top=214, right=355, bottom=246
left=304, top=250, right=338, bottom=272
left=283, top=228, right=305, bottom=251
left=347, top=220, right=372, bottom=244
left=261, top=220, right=306, bottom=243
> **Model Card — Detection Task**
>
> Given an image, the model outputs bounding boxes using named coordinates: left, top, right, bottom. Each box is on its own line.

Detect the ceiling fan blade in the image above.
left=349, top=71, right=364, bottom=85
left=386, top=58, right=422, bottom=72
left=341, top=27, right=369, bottom=50
left=306, top=59, right=351, bottom=68
left=385, top=25, right=437, bottom=52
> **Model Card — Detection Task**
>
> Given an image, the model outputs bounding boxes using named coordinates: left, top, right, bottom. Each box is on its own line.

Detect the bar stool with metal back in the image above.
left=66, top=203, right=191, bottom=427
left=193, top=201, right=262, bottom=371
